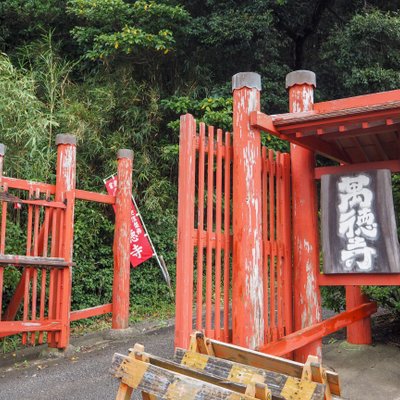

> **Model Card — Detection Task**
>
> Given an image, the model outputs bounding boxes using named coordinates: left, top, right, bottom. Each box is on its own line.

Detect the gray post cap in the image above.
left=0, top=144, right=5, bottom=156
left=55, top=134, right=76, bottom=146
left=232, top=72, right=261, bottom=91
left=117, top=149, right=134, bottom=160
left=285, top=70, right=316, bottom=89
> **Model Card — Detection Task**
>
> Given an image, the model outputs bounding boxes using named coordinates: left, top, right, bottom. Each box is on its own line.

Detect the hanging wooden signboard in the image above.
left=321, top=169, right=400, bottom=274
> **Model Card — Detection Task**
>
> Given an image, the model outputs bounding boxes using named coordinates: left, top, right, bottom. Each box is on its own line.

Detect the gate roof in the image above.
left=251, top=89, right=400, bottom=165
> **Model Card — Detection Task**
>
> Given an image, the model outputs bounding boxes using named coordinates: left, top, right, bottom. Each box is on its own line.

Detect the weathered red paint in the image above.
left=259, top=302, right=377, bottom=356
left=287, top=71, right=322, bottom=362
left=232, top=72, right=264, bottom=349
left=175, top=114, right=196, bottom=349
left=55, top=134, right=77, bottom=348
left=346, top=286, right=372, bottom=344
left=112, top=149, right=134, bottom=330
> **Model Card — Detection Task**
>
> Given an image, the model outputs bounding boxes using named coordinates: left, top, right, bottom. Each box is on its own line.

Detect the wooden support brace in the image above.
left=194, top=335, right=341, bottom=397
left=175, top=348, right=325, bottom=400
left=302, top=355, right=332, bottom=400
left=189, top=331, right=215, bottom=356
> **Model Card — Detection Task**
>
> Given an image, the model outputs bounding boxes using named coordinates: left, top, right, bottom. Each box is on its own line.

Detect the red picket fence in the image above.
left=0, top=136, right=133, bottom=349
left=261, top=148, right=292, bottom=344
left=175, top=114, right=292, bottom=349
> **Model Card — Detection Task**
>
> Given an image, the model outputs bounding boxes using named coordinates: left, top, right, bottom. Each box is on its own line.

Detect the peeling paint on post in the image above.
left=286, top=71, right=322, bottom=362
left=55, top=134, right=77, bottom=348
left=232, top=72, right=264, bottom=349
left=112, top=149, right=134, bottom=330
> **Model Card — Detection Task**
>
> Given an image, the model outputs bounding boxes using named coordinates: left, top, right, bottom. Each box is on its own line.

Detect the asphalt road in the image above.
left=1, top=319, right=400, bottom=400
left=0, top=326, right=175, bottom=400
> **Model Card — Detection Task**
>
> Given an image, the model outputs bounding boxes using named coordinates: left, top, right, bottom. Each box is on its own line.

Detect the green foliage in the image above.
left=322, top=10, right=400, bottom=97
left=161, top=95, right=233, bottom=131
left=363, top=286, right=400, bottom=313
left=68, top=0, right=189, bottom=60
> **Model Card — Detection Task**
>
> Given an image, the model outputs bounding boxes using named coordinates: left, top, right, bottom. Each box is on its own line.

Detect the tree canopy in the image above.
left=1, top=0, right=400, bottom=318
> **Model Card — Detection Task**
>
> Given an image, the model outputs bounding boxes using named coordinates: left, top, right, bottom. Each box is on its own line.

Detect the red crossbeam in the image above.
left=258, top=302, right=377, bottom=356
left=0, top=321, right=62, bottom=334
left=70, top=303, right=112, bottom=322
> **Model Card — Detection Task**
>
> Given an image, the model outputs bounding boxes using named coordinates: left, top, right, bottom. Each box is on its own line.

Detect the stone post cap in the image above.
left=117, top=149, right=134, bottom=160
left=0, top=144, right=5, bottom=156
left=285, top=70, right=316, bottom=89
left=55, top=134, right=77, bottom=146
left=232, top=72, right=262, bottom=91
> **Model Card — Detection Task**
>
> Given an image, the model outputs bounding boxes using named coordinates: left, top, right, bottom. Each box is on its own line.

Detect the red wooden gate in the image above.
left=0, top=136, right=134, bottom=349
left=175, top=114, right=292, bottom=349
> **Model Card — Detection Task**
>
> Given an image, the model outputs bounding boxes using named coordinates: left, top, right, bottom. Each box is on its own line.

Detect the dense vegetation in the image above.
left=0, top=0, right=399, bottom=322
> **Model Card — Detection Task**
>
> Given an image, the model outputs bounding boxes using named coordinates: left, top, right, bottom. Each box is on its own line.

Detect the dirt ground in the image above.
left=0, top=314, right=399, bottom=400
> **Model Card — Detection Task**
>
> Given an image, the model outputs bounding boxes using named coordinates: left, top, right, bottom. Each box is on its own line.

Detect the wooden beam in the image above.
left=112, top=355, right=259, bottom=400
left=70, top=303, right=112, bottom=321
left=314, top=160, right=400, bottom=179
left=174, top=349, right=325, bottom=400
left=0, top=255, right=73, bottom=268
left=0, top=320, right=62, bottom=334
left=75, top=189, right=115, bottom=204
left=319, top=273, right=400, bottom=286
left=314, top=89, right=400, bottom=113
left=250, top=111, right=350, bottom=163
left=257, top=302, right=377, bottom=356
left=197, top=335, right=341, bottom=396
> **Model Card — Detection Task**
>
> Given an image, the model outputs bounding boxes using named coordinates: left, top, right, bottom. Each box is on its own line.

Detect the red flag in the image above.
left=105, top=176, right=154, bottom=268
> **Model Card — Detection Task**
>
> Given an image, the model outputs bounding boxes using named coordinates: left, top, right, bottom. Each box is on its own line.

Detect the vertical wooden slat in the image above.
left=0, top=171, right=8, bottom=321
left=39, top=193, right=50, bottom=344
left=196, top=123, right=206, bottom=330
left=282, top=153, right=293, bottom=339
left=215, top=129, right=223, bottom=339
left=48, top=207, right=59, bottom=347
left=268, top=150, right=277, bottom=342
left=262, top=147, right=269, bottom=343
left=22, top=189, right=34, bottom=345
left=0, top=184, right=7, bottom=254
left=223, top=132, right=231, bottom=342
left=205, top=126, right=214, bottom=336
left=175, top=114, right=196, bottom=349
left=30, top=189, right=40, bottom=345
left=276, top=152, right=284, bottom=339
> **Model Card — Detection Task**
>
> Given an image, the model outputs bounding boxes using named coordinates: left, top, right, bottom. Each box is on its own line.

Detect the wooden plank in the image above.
left=313, top=89, right=400, bottom=113
left=0, top=320, right=62, bottom=334
left=199, top=336, right=341, bottom=396
left=75, top=189, right=115, bottom=204
left=321, top=170, right=400, bottom=274
left=319, top=273, right=400, bottom=286
left=258, top=303, right=377, bottom=357
left=174, top=349, right=325, bottom=400
left=250, top=112, right=349, bottom=163
left=2, top=177, right=56, bottom=194
left=0, top=255, right=73, bottom=267
left=112, top=354, right=259, bottom=400
left=70, top=303, right=112, bottom=321
left=112, top=352, right=251, bottom=396
left=315, top=160, right=400, bottom=179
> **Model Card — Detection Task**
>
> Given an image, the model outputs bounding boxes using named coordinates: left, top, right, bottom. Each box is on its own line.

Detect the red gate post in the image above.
left=174, top=114, right=196, bottom=349
left=346, top=286, right=372, bottom=344
left=55, top=134, right=77, bottom=348
left=232, top=72, right=264, bottom=349
left=112, top=149, right=134, bottom=330
left=287, top=71, right=322, bottom=362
